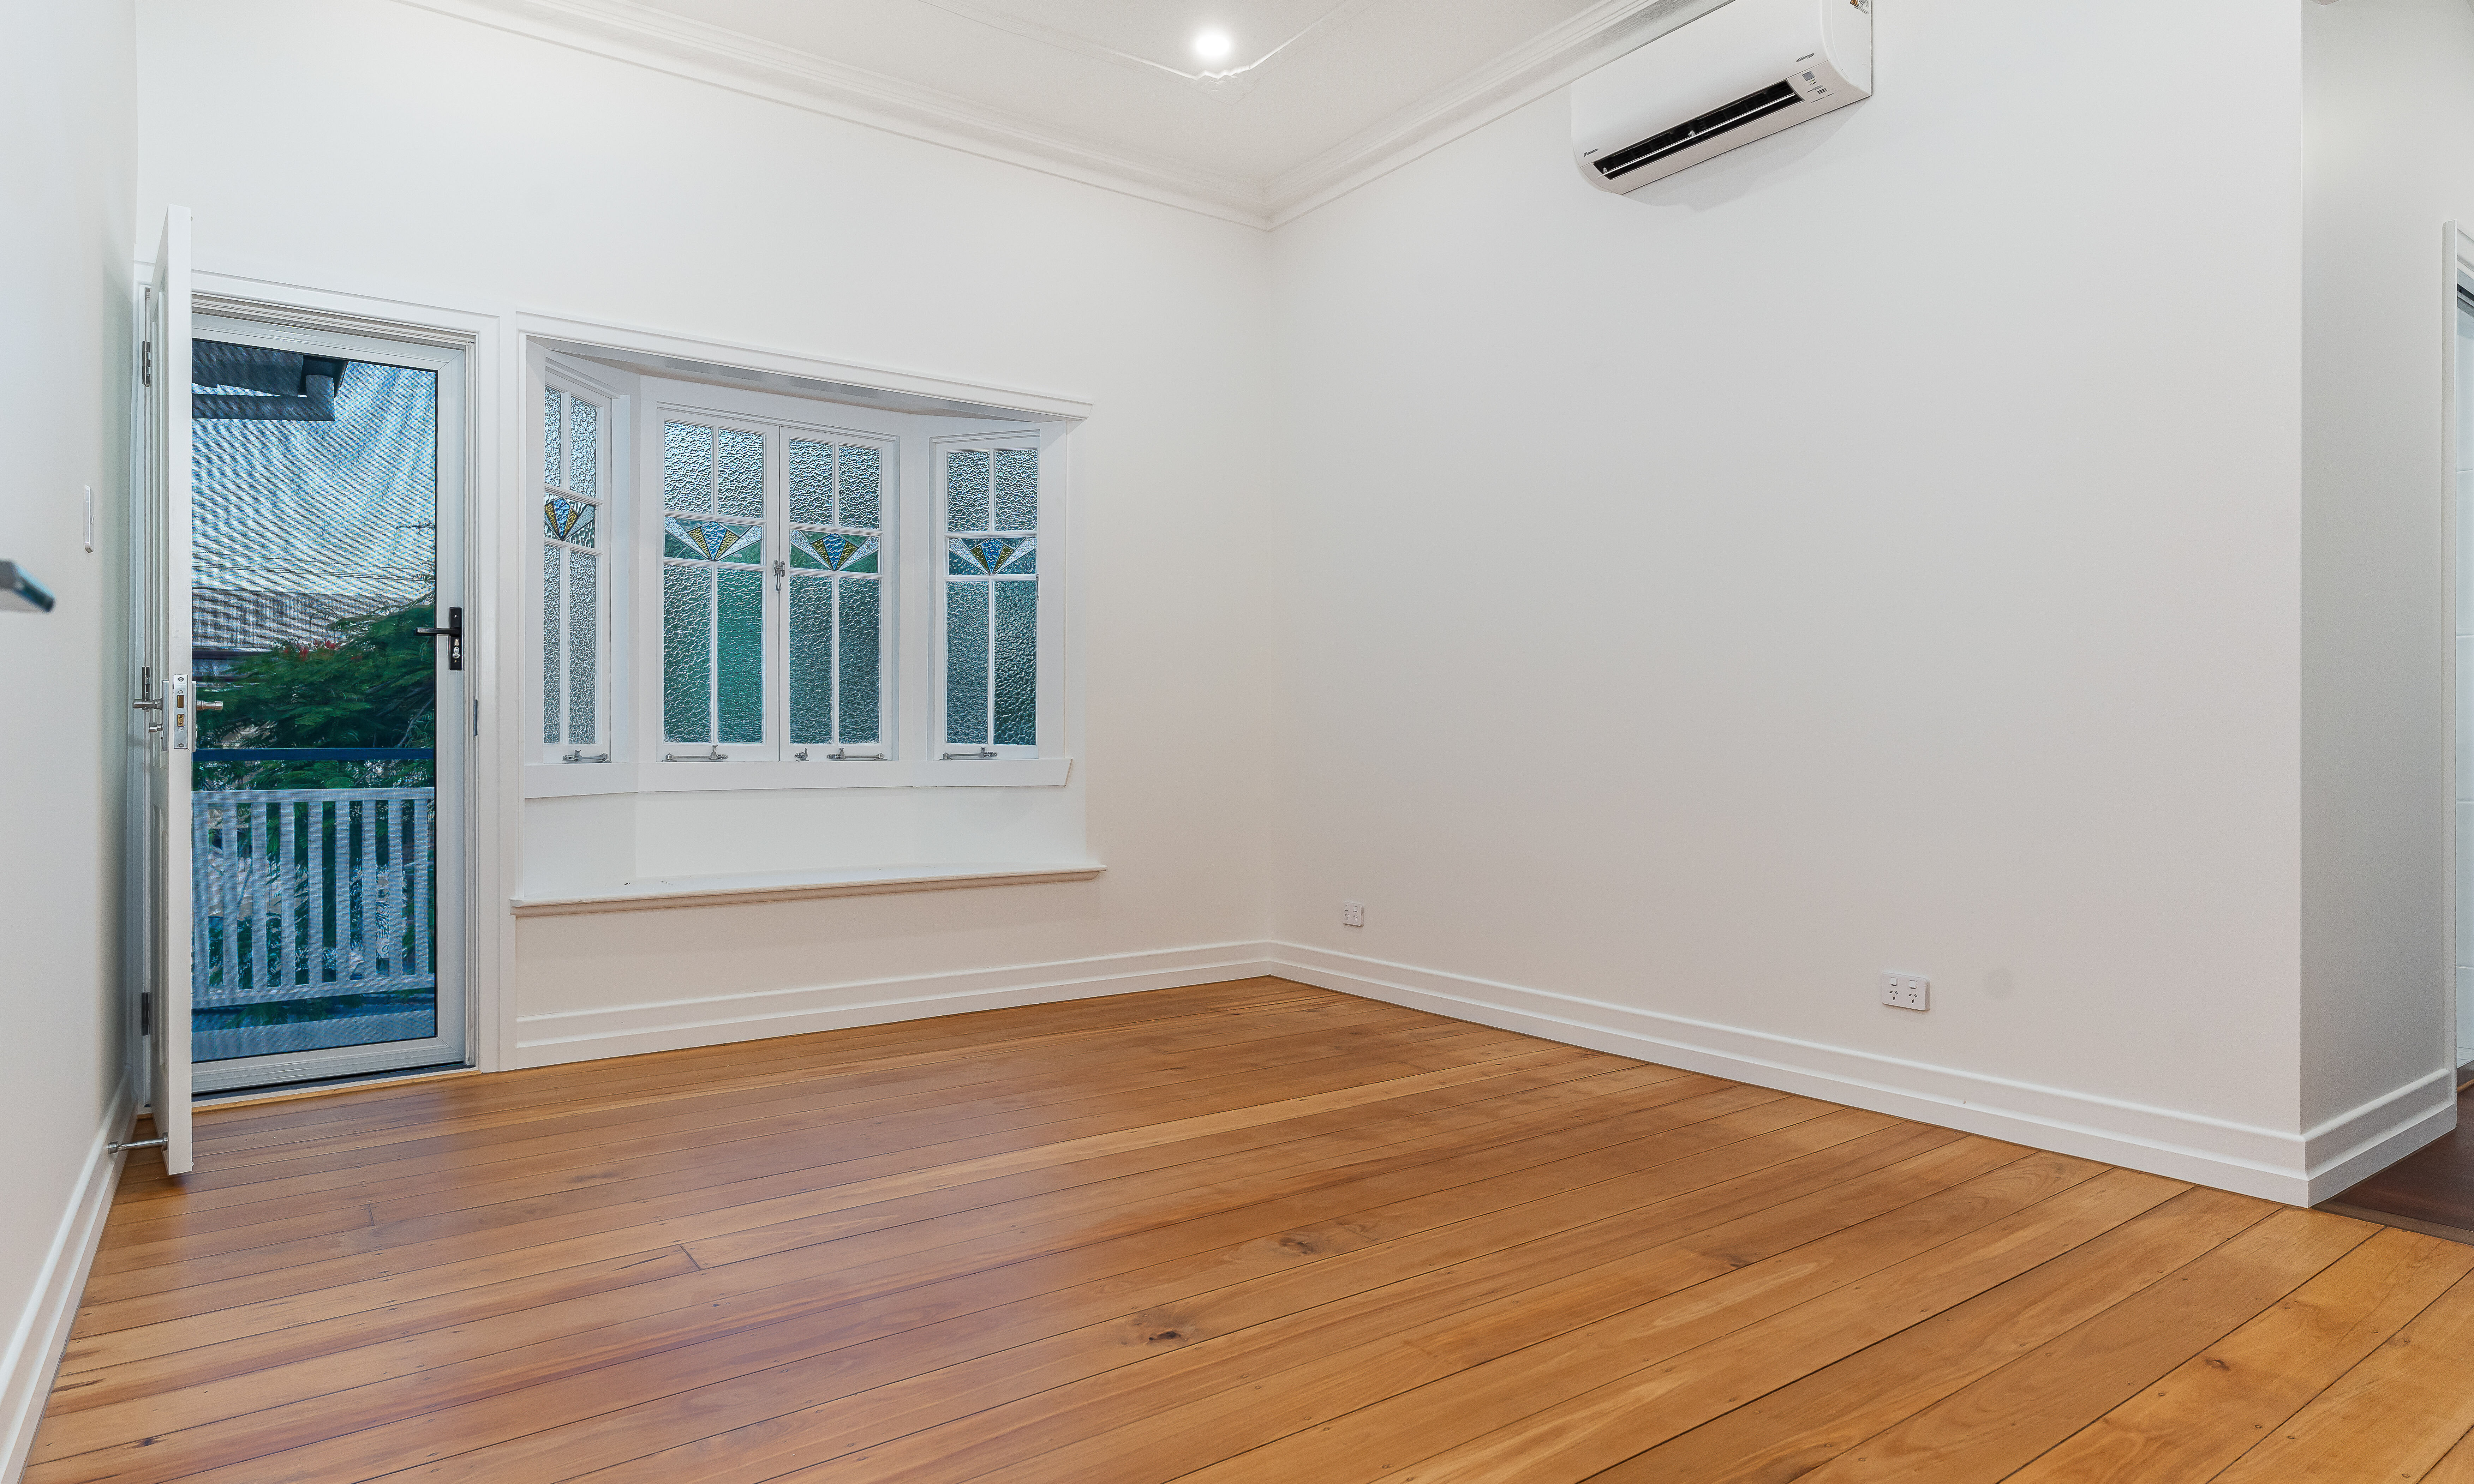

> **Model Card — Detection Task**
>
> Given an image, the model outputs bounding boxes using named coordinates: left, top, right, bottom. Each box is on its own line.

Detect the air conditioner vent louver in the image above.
left=1593, top=80, right=1802, bottom=180
left=1572, top=0, right=1871, bottom=194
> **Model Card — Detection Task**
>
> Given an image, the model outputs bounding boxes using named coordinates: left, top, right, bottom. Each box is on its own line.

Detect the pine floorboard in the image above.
left=35, top=977, right=2474, bottom=1483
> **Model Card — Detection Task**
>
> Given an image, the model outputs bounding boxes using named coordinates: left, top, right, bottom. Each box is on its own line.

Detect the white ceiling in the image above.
left=416, top=0, right=1729, bottom=225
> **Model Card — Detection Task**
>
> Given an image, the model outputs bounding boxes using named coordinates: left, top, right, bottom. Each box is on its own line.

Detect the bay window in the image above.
left=528, top=354, right=1060, bottom=787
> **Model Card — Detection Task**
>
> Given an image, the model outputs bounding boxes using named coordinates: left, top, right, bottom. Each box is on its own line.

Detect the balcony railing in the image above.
left=192, top=788, right=435, bottom=1009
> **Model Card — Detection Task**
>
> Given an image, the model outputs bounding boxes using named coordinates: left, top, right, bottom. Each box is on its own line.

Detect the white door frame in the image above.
left=2447, top=223, right=2474, bottom=1089
left=185, top=310, right=473, bottom=1093
left=132, top=266, right=513, bottom=1088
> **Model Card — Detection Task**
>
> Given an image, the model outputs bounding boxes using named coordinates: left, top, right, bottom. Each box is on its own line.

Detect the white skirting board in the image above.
left=1266, top=942, right=2458, bottom=1208
left=0, top=1076, right=131, bottom=1484
left=513, top=938, right=2454, bottom=1205
left=512, top=942, right=1285, bottom=1065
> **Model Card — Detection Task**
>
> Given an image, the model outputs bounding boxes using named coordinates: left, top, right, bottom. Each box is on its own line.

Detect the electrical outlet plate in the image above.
left=1880, top=971, right=1929, bottom=1011
left=1340, top=901, right=1364, bottom=928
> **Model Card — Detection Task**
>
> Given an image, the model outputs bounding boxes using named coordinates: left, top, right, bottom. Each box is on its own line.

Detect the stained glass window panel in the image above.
left=791, top=530, right=877, bottom=572
left=947, top=449, right=990, bottom=533
left=545, top=497, right=597, bottom=547
left=664, top=422, right=712, bottom=512
left=663, top=565, right=712, bottom=742
left=543, top=388, right=562, bottom=487
left=664, top=518, right=760, bottom=564
left=568, top=552, right=598, bottom=744
left=948, top=536, right=1033, bottom=575
left=993, top=581, right=1036, bottom=746
left=945, top=582, right=988, bottom=744
left=717, top=568, right=765, bottom=743
left=840, top=446, right=881, bottom=529
left=789, top=439, right=832, bottom=525
left=839, top=578, right=881, bottom=744
left=718, top=429, right=765, bottom=517
left=569, top=397, right=598, bottom=498
left=995, top=448, right=1038, bottom=529
left=542, top=546, right=561, bottom=743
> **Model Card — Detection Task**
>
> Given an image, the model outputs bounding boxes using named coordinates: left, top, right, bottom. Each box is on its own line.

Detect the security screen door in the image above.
left=175, top=297, right=469, bottom=1099
left=139, top=208, right=196, bottom=1171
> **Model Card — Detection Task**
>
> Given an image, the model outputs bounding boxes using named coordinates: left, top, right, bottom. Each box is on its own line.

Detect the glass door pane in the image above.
left=189, top=338, right=451, bottom=1073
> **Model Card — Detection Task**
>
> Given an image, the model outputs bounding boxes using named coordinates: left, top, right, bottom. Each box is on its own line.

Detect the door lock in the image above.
left=414, top=606, right=464, bottom=670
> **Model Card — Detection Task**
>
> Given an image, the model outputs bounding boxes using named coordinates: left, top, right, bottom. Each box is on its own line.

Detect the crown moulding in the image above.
left=394, top=0, right=1725, bottom=229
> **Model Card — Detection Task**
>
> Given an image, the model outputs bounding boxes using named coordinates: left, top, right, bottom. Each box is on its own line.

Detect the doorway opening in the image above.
left=184, top=315, right=469, bottom=1095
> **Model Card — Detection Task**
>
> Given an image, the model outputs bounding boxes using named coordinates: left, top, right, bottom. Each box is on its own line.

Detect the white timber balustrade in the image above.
left=191, top=788, right=435, bottom=1009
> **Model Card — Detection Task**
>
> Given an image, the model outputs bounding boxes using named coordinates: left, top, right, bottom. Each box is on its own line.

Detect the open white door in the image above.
left=143, top=207, right=196, bottom=1174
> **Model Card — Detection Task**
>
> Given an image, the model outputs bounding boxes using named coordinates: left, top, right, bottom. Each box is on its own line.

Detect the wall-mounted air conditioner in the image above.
left=1573, top=0, right=1872, bottom=193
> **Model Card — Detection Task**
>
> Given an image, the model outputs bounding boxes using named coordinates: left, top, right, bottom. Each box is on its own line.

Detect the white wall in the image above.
left=136, top=0, right=1277, bottom=1065
left=0, top=0, right=136, bottom=1471
left=2299, top=0, right=2474, bottom=1149
left=110, top=0, right=2471, bottom=1210
left=1267, top=0, right=2336, bottom=1197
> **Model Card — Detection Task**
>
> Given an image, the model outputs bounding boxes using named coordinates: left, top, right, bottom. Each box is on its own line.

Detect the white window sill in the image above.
left=510, top=860, right=1105, bottom=917
left=524, top=756, right=1071, bottom=798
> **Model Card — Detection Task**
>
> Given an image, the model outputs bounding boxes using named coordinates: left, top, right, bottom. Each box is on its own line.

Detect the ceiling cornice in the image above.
left=393, top=0, right=1729, bottom=232
left=395, top=0, right=1275, bottom=225
left=1266, top=0, right=1729, bottom=226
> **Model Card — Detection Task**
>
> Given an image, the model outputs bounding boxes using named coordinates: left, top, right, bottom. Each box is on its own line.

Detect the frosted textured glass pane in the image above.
left=995, top=448, right=1038, bottom=529
left=994, top=580, right=1036, bottom=747
left=788, top=574, right=832, bottom=745
left=664, top=422, right=712, bottom=512
left=543, top=389, right=562, bottom=487
left=717, top=567, right=764, bottom=743
left=789, top=439, right=832, bottom=525
left=663, top=565, right=712, bottom=742
left=840, top=578, right=880, bottom=744
left=840, top=446, right=881, bottom=529
left=569, top=552, right=598, bottom=744
left=717, top=573, right=762, bottom=747
left=945, top=582, right=988, bottom=744
left=947, top=449, right=990, bottom=532
left=569, top=397, right=598, bottom=498
left=542, top=545, right=561, bottom=743
left=718, top=429, right=765, bottom=517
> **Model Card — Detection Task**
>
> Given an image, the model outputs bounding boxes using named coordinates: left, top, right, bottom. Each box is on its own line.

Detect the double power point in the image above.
left=1880, top=971, right=1930, bottom=1011
left=1340, top=901, right=1365, bottom=928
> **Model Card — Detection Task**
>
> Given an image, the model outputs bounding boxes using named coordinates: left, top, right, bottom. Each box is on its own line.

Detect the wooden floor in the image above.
left=2328, top=1084, right=2474, bottom=1244
left=35, top=979, right=2474, bottom=1483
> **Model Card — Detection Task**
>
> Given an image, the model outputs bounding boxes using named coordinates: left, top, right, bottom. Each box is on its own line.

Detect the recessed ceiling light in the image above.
left=1193, top=29, right=1233, bottom=62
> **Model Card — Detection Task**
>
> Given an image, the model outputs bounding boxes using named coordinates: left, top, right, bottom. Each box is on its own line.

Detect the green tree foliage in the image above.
left=197, top=595, right=436, bottom=790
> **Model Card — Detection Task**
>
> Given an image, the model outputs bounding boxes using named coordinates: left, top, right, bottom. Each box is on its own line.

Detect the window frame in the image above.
left=650, top=405, right=779, bottom=762
left=534, top=355, right=625, bottom=769
left=933, top=431, right=1047, bottom=760
left=514, top=322, right=1080, bottom=800
left=638, top=380, right=909, bottom=767
left=532, top=356, right=623, bottom=771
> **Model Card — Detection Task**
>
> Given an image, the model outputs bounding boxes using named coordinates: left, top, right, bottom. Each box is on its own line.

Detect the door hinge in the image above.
left=140, top=990, right=153, bottom=1038
left=142, top=341, right=153, bottom=388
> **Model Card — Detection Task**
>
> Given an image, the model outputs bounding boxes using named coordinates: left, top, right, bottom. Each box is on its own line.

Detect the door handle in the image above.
left=414, top=606, right=464, bottom=671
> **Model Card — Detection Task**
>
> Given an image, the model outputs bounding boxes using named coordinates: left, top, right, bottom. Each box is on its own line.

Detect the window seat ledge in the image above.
left=510, top=861, right=1105, bottom=917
